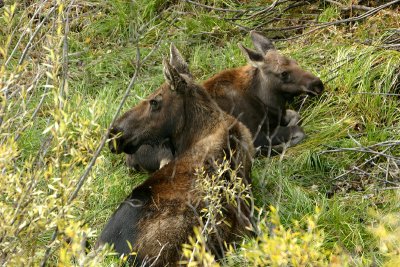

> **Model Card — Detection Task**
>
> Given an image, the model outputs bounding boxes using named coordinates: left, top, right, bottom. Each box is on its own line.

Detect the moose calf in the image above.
left=126, top=31, right=324, bottom=172
left=97, top=50, right=255, bottom=266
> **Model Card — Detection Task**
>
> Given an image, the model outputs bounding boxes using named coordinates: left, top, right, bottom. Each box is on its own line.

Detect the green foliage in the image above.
left=318, top=6, right=341, bottom=23
left=180, top=158, right=252, bottom=266
left=1, top=0, right=400, bottom=266
left=181, top=227, right=220, bottom=267
left=0, top=1, right=110, bottom=265
left=370, top=205, right=400, bottom=266
left=226, top=206, right=352, bottom=266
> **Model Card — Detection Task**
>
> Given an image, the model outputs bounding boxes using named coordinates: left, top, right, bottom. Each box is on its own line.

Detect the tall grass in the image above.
left=0, top=0, right=399, bottom=265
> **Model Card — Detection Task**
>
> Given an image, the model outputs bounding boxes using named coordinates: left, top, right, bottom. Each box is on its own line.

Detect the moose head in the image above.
left=238, top=31, right=324, bottom=108
left=109, top=45, right=222, bottom=158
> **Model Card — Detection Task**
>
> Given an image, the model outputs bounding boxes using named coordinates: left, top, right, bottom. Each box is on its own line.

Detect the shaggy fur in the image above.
left=98, top=58, right=255, bottom=266
left=126, top=31, right=323, bottom=172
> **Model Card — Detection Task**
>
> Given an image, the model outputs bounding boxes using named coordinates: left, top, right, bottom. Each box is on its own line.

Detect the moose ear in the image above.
left=163, top=58, right=187, bottom=93
left=170, top=43, right=192, bottom=78
left=250, top=30, right=275, bottom=54
left=238, top=43, right=264, bottom=68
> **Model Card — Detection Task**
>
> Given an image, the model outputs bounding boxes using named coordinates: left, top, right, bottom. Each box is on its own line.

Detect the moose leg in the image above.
left=271, top=125, right=305, bottom=151
left=259, top=125, right=305, bottom=155
left=283, top=109, right=301, bottom=126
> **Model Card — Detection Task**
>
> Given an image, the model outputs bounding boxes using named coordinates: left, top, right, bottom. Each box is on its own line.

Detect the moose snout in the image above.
left=307, top=79, right=324, bottom=95
left=108, top=126, right=124, bottom=153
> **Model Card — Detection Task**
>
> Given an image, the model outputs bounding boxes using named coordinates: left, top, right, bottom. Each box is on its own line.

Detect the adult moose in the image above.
left=127, top=31, right=324, bottom=172
left=98, top=52, right=255, bottom=266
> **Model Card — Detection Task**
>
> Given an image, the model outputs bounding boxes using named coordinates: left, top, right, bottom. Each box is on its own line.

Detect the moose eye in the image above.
left=149, top=99, right=159, bottom=110
left=281, top=71, right=290, bottom=82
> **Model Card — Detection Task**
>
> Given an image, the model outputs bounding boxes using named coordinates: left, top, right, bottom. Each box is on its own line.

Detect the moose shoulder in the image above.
left=126, top=31, right=324, bottom=172
left=98, top=54, right=255, bottom=266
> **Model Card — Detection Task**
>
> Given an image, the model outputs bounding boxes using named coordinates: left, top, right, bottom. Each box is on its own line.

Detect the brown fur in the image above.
left=125, top=32, right=324, bottom=172
left=98, top=58, right=255, bottom=266
left=204, top=65, right=254, bottom=96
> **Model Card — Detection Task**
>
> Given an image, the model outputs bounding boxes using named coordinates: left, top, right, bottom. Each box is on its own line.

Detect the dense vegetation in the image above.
left=0, top=0, right=399, bottom=265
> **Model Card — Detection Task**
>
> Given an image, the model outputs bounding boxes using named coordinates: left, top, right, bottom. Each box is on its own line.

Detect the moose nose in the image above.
left=108, top=126, right=123, bottom=153
left=308, top=79, right=324, bottom=95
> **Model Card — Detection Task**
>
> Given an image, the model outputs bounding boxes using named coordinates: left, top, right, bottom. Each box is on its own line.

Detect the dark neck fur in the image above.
left=249, top=67, right=286, bottom=112
left=172, top=87, right=224, bottom=155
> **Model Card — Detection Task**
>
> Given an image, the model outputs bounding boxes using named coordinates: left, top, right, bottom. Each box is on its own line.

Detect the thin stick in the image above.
left=242, top=0, right=286, bottom=20
left=321, top=146, right=399, bottom=160
left=18, top=6, right=57, bottom=66
left=67, top=44, right=141, bottom=204
left=4, top=0, right=48, bottom=67
left=59, top=0, right=75, bottom=109
left=331, top=152, right=383, bottom=181
left=355, top=92, right=400, bottom=96
left=279, top=0, right=400, bottom=41
left=185, top=0, right=246, bottom=13
left=39, top=228, right=59, bottom=267
left=324, top=0, right=374, bottom=11
left=379, top=186, right=400, bottom=191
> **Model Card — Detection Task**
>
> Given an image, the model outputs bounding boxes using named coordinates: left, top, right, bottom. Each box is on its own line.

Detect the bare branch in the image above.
left=324, top=0, right=374, bottom=11
left=185, top=0, right=246, bottom=13
left=18, top=6, right=56, bottom=66
left=279, top=0, right=400, bottom=41
left=59, top=0, right=75, bottom=109
left=67, top=43, right=141, bottom=204
left=355, top=92, right=400, bottom=96
left=39, top=228, right=59, bottom=267
left=4, top=0, right=49, bottom=67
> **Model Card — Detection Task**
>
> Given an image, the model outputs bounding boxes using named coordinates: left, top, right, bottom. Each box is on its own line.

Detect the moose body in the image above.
left=98, top=54, right=255, bottom=266
left=126, top=31, right=324, bottom=172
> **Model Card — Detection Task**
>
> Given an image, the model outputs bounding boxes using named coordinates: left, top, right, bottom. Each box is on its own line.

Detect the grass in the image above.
left=1, top=0, right=400, bottom=265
